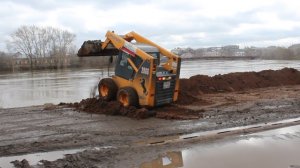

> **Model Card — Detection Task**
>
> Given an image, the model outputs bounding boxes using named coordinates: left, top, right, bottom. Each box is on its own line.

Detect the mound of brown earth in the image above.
left=63, top=98, right=203, bottom=120
left=156, top=105, right=204, bottom=120
left=64, top=68, right=300, bottom=119
left=177, top=68, right=300, bottom=104
left=62, top=98, right=155, bottom=119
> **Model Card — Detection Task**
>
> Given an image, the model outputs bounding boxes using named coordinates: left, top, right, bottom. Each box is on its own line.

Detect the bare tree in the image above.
left=260, top=46, right=292, bottom=60
left=8, top=25, right=76, bottom=70
left=195, top=48, right=205, bottom=58
left=288, top=44, right=300, bottom=59
left=9, top=26, right=34, bottom=69
left=0, top=51, right=7, bottom=69
left=0, top=51, right=15, bottom=71
left=49, top=28, right=76, bottom=68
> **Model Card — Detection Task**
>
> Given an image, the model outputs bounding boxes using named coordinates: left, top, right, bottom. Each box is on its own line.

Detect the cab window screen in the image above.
left=115, top=51, right=134, bottom=80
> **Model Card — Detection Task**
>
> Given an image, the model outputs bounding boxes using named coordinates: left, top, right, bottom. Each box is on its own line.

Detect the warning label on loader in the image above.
left=122, top=41, right=137, bottom=56
left=141, top=67, right=150, bottom=75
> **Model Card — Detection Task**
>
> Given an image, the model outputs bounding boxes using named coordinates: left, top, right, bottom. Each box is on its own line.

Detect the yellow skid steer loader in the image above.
left=78, top=31, right=181, bottom=107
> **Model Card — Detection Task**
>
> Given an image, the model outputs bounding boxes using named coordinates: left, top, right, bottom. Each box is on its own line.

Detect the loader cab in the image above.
left=115, top=44, right=160, bottom=80
left=114, top=43, right=177, bottom=106
left=115, top=51, right=139, bottom=80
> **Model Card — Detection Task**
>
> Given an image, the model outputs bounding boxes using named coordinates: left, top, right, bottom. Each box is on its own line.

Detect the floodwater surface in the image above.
left=140, top=125, right=300, bottom=168
left=0, top=59, right=300, bottom=108
left=0, top=146, right=114, bottom=168
left=0, top=149, right=83, bottom=168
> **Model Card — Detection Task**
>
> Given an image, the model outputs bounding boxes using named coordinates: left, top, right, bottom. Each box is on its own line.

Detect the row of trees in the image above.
left=1, top=25, right=115, bottom=72
left=6, top=25, right=76, bottom=70
left=244, top=45, right=300, bottom=60
left=173, top=44, right=300, bottom=60
left=0, top=51, right=10, bottom=71
left=264, top=45, right=299, bottom=59
left=173, top=46, right=248, bottom=58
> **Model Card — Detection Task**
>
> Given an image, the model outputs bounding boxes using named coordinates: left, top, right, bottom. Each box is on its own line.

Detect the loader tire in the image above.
left=98, top=78, right=118, bottom=101
left=117, top=87, right=139, bottom=107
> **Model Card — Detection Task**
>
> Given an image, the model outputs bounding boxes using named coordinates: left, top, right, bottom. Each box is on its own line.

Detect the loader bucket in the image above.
left=77, top=40, right=119, bottom=57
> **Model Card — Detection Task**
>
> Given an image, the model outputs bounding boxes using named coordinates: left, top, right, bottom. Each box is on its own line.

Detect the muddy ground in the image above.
left=0, top=68, right=300, bottom=167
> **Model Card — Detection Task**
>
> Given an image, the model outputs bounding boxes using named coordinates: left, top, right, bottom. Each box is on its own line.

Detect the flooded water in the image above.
left=0, top=148, right=83, bottom=168
left=180, top=59, right=300, bottom=77
left=0, top=146, right=115, bottom=168
left=140, top=125, right=300, bottom=168
left=0, top=59, right=300, bottom=108
left=0, top=68, right=113, bottom=108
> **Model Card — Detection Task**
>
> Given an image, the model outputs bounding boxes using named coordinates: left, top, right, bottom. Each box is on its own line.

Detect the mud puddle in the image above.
left=137, top=117, right=300, bottom=146
left=0, top=148, right=83, bottom=168
left=179, top=117, right=300, bottom=139
left=140, top=125, right=300, bottom=168
left=0, top=145, right=116, bottom=168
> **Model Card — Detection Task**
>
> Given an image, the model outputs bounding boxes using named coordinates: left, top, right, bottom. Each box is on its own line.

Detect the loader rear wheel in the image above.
left=98, top=78, right=117, bottom=101
left=117, top=87, right=139, bottom=107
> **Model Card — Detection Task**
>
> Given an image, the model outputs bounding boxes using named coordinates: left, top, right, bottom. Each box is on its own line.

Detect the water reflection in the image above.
left=140, top=151, right=183, bottom=168
left=0, top=59, right=300, bottom=108
left=0, top=148, right=83, bottom=168
left=140, top=125, right=300, bottom=168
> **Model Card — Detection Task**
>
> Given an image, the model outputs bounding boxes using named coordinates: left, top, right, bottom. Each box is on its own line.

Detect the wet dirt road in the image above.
left=0, top=85, right=299, bottom=167
left=2, top=119, right=300, bottom=168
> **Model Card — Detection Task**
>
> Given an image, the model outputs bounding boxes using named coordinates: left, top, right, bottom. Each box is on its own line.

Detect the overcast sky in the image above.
left=1, top=0, right=300, bottom=51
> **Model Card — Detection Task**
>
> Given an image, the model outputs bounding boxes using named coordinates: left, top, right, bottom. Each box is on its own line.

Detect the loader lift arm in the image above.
left=78, top=31, right=180, bottom=74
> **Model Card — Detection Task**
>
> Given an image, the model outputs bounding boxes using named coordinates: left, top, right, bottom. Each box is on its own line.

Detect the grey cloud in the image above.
left=1, top=0, right=300, bottom=51
left=10, top=0, right=153, bottom=11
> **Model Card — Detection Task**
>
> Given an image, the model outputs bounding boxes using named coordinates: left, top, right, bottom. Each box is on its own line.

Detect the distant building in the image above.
left=12, top=57, right=71, bottom=69
left=181, top=52, right=194, bottom=58
left=173, top=45, right=262, bottom=58
left=221, top=45, right=239, bottom=50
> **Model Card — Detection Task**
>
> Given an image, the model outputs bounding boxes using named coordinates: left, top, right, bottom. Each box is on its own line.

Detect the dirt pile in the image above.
left=156, top=106, right=204, bottom=120
left=62, top=98, right=154, bottom=119
left=63, top=98, right=201, bottom=120
left=178, top=68, right=300, bottom=103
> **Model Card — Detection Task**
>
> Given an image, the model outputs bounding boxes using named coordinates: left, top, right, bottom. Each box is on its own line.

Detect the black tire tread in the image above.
left=98, top=78, right=118, bottom=101
left=118, top=87, right=139, bottom=107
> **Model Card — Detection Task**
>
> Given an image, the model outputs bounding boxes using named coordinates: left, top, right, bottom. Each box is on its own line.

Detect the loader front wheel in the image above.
left=98, top=78, right=117, bottom=101
left=117, top=87, right=139, bottom=107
